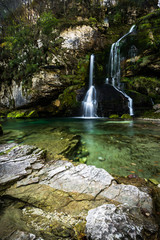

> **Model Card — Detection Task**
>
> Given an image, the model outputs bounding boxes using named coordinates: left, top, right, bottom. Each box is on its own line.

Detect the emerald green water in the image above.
left=1, top=118, right=160, bottom=181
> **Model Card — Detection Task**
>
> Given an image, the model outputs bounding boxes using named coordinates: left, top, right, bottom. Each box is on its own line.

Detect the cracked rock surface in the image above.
left=0, top=143, right=45, bottom=188
left=86, top=204, right=145, bottom=240
left=0, top=143, right=158, bottom=240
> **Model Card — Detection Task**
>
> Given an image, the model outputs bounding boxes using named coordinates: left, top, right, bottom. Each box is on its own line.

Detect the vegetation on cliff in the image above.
left=0, top=0, right=160, bottom=117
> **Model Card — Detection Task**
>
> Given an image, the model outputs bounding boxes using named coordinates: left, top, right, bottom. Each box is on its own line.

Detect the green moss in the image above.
left=88, top=17, right=97, bottom=26
left=7, top=110, right=39, bottom=118
left=26, top=110, right=38, bottom=118
left=59, top=87, right=78, bottom=108
left=7, top=111, right=26, bottom=118
left=109, top=114, right=119, bottom=119
left=149, top=178, right=159, bottom=185
left=121, top=114, right=133, bottom=120
left=79, top=157, right=87, bottom=164
left=137, top=9, right=160, bottom=52
left=122, top=76, right=160, bottom=103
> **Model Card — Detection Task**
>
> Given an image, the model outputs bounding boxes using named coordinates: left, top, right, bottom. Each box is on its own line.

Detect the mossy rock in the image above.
left=109, top=114, right=119, bottom=119
left=7, top=111, right=26, bottom=118
left=122, top=76, right=160, bottom=105
left=26, top=110, right=39, bottom=118
left=121, top=114, right=133, bottom=120
left=79, top=157, right=87, bottom=164
left=7, top=110, right=39, bottom=119
left=149, top=178, right=159, bottom=185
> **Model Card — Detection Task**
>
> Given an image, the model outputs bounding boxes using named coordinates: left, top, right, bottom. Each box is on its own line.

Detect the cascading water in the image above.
left=107, top=25, right=136, bottom=115
left=113, top=86, right=134, bottom=116
left=82, top=54, right=97, bottom=118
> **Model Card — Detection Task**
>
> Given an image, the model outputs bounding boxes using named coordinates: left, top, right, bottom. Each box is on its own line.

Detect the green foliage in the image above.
left=88, top=17, right=97, bottom=25
left=113, top=12, right=122, bottom=24
left=77, top=55, right=90, bottom=76
left=137, top=9, right=160, bottom=52
left=59, top=87, right=78, bottom=109
left=123, top=76, right=160, bottom=101
left=38, top=11, right=59, bottom=35
left=0, top=11, right=60, bottom=84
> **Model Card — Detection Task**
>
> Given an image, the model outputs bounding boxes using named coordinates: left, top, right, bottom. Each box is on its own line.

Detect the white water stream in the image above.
left=82, top=54, right=97, bottom=118
left=107, top=25, right=135, bottom=115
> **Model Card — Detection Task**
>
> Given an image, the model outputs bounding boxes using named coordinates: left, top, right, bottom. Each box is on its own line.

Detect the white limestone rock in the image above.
left=0, top=144, right=45, bottom=186
left=39, top=160, right=153, bottom=213
left=60, top=25, right=96, bottom=50
left=86, top=204, right=142, bottom=240
left=40, top=160, right=114, bottom=196
left=86, top=203, right=157, bottom=240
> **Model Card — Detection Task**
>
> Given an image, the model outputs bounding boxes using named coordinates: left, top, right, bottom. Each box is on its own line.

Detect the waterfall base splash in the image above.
left=82, top=85, right=97, bottom=118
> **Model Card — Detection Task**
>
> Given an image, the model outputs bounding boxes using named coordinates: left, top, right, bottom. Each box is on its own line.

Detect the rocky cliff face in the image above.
left=0, top=0, right=160, bottom=117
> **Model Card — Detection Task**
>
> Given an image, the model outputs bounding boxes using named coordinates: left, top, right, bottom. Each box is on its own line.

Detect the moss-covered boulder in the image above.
left=7, top=110, right=39, bottom=118
left=121, top=114, right=133, bottom=120
left=109, top=114, right=119, bottom=119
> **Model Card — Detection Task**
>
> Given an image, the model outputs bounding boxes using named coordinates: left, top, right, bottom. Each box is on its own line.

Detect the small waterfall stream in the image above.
left=82, top=54, right=97, bottom=118
left=107, top=25, right=136, bottom=115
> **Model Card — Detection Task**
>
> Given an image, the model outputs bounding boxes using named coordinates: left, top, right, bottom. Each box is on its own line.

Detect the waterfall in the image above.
left=107, top=25, right=135, bottom=116
left=113, top=86, right=134, bottom=116
left=82, top=54, right=97, bottom=118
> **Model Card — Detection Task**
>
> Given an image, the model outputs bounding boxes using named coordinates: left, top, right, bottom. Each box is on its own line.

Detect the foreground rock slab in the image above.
left=0, top=143, right=45, bottom=191
left=0, top=143, right=159, bottom=240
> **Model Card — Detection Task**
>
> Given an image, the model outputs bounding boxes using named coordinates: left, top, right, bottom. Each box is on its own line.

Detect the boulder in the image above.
left=0, top=143, right=158, bottom=239
left=86, top=203, right=158, bottom=240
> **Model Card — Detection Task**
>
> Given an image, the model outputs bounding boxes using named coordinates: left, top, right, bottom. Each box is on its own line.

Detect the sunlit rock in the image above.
left=60, top=25, right=96, bottom=50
